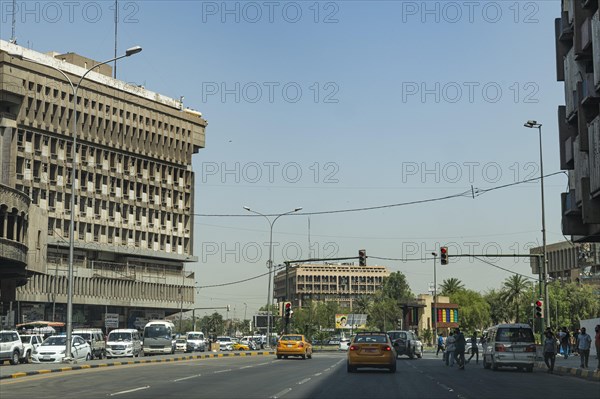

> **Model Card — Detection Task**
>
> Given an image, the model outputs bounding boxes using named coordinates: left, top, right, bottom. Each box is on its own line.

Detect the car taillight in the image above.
left=298, top=342, right=304, bottom=348
left=349, top=345, right=357, bottom=351
left=525, top=344, right=536, bottom=352
left=384, top=345, right=391, bottom=351
left=495, top=344, right=506, bottom=352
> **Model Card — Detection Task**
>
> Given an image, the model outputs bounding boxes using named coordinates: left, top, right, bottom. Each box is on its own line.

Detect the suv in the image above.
left=20, top=334, right=45, bottom=363
left=186, top=331, right=206, bottom=352
left=73, top=328, right=106, bottom=359
left=0, top=330, right=24, bottom=365
left=387, top=330, right=421, bottom=359
left=482, top=323, right=536, bottom=372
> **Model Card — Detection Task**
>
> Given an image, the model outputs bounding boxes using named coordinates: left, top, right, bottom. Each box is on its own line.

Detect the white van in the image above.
left=73, top=328, right=106, bottom=359
left=186, top=331, right=206, bottom=352
left=106, top=329, right=142, bottom=358
left=482, top=323, right=536, bottom=372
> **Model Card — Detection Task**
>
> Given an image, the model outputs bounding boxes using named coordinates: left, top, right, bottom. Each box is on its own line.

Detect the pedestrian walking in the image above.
left=436, top=333, right=445, bottom=357
left=445, top=332, right=456, bottom=367
left=577, top=327, right=592, bottom=369
left=594, top=325, right=600, bottom=371
left=454, top=327, right=466, bottom=370
left=543, top=330, right=557, bottom=373
left=559, top=327, right=571, bottom=359
left=572, top=328, right=580, bottom=356
left=466, top=331, right=479, bottom=364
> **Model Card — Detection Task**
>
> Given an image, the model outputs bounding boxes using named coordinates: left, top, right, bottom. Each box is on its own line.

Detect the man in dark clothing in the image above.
left=454, top=327, right=466, bottom=370
left=466, top=331, right=479, bottom=364
left=436, top=333, right=445, bottom=357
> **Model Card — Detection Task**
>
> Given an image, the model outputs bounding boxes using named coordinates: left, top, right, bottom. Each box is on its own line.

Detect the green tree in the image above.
left=484, top=289, right=511, bottom=325
left=450, top=289, right=490, bottom=332
left=500, top=275, right=532, bottom=323
left=381, top=271, right=414, bottom=304
left=439, top=278, right=465, bottom=296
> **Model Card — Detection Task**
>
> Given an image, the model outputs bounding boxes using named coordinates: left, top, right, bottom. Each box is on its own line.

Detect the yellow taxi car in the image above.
left=276, top=334, right=313, bottom=359
left=347, top=332, right=396, bottom=373
left=232, top=342, right=250, bottom=351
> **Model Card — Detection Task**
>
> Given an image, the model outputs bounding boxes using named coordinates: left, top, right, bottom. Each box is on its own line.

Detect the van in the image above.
left=72, top=328, right=106, bottom=360
left=106, top=329, right=142, bottom=358
left=185, top=331, right=206, bottom=352
left=482, top=323, right=536, bottom=372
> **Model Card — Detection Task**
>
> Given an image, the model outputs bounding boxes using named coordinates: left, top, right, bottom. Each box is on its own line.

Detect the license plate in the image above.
left=364, top=348, right=376, bottom=353
left=287, top=344, right=293, bottom=347
left=43, top=356, right=51, bottom=360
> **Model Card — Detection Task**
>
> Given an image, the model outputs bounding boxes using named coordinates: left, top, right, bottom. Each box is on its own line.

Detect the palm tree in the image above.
left=439, top=278, right=465, bottom=296
left=499, top=275, right=531, bottom=323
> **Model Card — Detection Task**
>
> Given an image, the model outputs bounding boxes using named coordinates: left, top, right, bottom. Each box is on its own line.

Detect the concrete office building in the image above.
left=273, top=263, right=390, bottom=309
left=555, top=0, right=600, bottom=242
left=0, top=40, right=207, bottom=329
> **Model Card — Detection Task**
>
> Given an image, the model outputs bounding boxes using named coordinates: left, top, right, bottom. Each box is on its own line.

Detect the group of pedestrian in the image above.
left=542, top=325, right=597, bottom=373
left=439, top=328, right=467, bottom=370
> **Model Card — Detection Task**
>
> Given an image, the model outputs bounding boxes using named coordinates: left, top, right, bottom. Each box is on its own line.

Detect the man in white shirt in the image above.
left=577, top=327, right=592, bottom=369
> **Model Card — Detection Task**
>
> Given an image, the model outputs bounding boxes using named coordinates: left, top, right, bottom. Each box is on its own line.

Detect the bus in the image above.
left=142, top=320, right=175, bottom=356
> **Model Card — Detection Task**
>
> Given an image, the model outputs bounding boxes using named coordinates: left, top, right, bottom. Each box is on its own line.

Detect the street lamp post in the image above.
left=11, top=46, right=142, bottom=361
left=243, top=206, right=302, bottom=347
left=524, top=120, right=550, bottom=330
left=431, top=252, right=437, bottom=345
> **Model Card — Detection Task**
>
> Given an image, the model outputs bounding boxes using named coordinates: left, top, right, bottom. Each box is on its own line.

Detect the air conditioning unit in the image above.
left=148, top=223, right=154, bottom=228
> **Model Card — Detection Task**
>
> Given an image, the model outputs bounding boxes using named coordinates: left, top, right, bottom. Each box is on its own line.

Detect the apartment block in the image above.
left=273, top=263, right=390, bottom=309
left=0, top=40, right=207, bottom=329
left=555, top=0, right=600, bottom=242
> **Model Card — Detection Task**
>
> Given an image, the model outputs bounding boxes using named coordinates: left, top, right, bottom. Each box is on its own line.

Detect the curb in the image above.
left=0, top=351, right=276, bottom=380
left=535, top=360, right=600, bottom=382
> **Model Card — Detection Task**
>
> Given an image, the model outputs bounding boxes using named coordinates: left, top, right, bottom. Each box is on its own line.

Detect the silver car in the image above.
left=482, top=324, right=536, bottom=372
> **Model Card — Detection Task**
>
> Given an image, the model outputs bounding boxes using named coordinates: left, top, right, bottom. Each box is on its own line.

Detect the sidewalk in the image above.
left=535, top=349, right=600, bottom=381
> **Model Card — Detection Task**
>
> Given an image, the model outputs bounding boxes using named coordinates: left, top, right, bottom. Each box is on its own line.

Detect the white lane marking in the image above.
left=109, top=386, right=150, bottom=396
left=214, top=369, right=232, bottom=373
left=313, top=372, right=322, bottom=377
left=271, top=388, right=292, bottom=398
left=173, top=374, right=201, bottom=382
left=297, top=378, right=311, bottom=385
left=240, top=365, right=253, bottom=369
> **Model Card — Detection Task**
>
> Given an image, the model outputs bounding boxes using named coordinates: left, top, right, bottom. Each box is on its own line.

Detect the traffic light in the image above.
left=535, top=300, right=543, bottom=318
left=284, top=302, right=292, bottom=319
left=440, top=247, right=448, bottom=265
left=359, top=249, right=366, bottom=266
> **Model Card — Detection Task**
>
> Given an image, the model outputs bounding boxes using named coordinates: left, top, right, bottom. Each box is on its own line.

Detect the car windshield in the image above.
left=21, top=336, right=32, bottom=344
left=176, top=339, right=186, bottom=343
left=497, top=328, right=535, bottom=343
left=77, top=333, right=91, bottom=340
left=187, top=334, right=203, bottom=340
left=108, top=332, right=132, bottom=341
left=217, top=337, right=231, bottom=342
left=145, top=326, right=170, bottom=339
left=388, top=332, right=406, bottom=341
left=42, top=336, right=67, bottom=346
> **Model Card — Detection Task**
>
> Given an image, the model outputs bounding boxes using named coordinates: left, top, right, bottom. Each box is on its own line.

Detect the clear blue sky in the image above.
left=1, top=1, right=566, bottom=319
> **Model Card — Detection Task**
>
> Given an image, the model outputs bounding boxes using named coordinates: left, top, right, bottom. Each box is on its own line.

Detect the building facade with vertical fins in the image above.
left=0, top=40, right=207, bottom=329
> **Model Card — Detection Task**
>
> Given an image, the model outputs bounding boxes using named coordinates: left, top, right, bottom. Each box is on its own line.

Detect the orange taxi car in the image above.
left=276, top=334, right=313, bottom=359
left=347, top=332, right=396, bottom=373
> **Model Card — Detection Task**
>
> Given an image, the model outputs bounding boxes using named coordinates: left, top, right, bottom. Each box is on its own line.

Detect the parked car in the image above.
left=482, top=323, right=536, bottom=372
left=276, top=334, right=313, bottom=359
left=232, top=342, right=250, bottom=351
left=347, top=332, right=396, bottom=373
left=106, top=329, right=142, bottom=358
left=72, top=328, right=106, bottom=359
left=0, top=330, right=24, bottom=365
left=19, top=334, right=45, bottom=363
left=387, top=330, right=420, bottom=359
left=175, top=338, right=188, bottom=352
left=216, top=336, right=234, bottom=351
left=186, top=331, right=206, bottom=352
left=240, top=339, right=257, bottom=350
left=31, top=335, right=91, bottom=363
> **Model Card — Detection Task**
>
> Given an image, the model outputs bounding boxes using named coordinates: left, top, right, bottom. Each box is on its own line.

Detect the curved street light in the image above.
left=243, top=206, right=302, bottom=346
left=10, top=45, right=142, bottom=361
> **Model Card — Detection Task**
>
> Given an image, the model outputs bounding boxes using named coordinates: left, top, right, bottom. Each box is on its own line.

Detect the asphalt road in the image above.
left=1, top=352, right=598, bottom=399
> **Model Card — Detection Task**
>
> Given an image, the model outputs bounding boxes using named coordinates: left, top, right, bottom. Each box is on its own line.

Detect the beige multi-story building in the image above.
left=555, top=0, right=600, bottom=242
left=273, top=263, right=390, bottom=309
left=0, top=40, right=207, bottom=329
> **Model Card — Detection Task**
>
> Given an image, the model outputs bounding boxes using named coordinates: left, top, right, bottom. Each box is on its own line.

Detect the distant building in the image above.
left=0, top=40, right=207, bottom=329
left=554, top=0, right=600, bottom=242
left=273, top=263, right=390, bottom=309
left=530, top=241, right=600, bottom=292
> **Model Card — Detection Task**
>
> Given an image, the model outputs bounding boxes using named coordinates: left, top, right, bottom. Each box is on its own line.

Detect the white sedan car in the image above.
left=338, top=338, right=351, bottom=351
left=31, top=335, right=91, bottom=363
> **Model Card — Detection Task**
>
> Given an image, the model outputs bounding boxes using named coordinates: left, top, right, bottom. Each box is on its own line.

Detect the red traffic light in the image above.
left=285, top=303, right=291, bottom=309
left=440, top=247, right=447, bottom=254
left=535, top=300, right=542, bottom=307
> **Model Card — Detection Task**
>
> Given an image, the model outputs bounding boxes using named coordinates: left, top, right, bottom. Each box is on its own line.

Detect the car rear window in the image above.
left=496, top=328, right=534, bottom=343
left=355, top=334, right=387, bottom=343
left=281, top=335, right=301, bottom=341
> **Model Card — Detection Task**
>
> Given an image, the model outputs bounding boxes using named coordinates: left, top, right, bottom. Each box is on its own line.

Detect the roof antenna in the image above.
left=9, top=0, right=17, bottom=44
